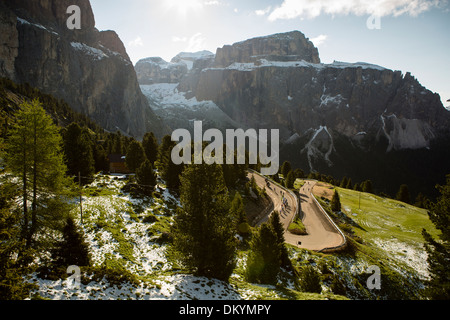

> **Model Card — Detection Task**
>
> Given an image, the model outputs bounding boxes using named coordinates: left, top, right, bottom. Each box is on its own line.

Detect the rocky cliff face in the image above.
left=171, top=31, right=450, bottom=196
left=187, top=60, right=448, bottom=150
left=0, top=0, right=166, bottom=139
left=214, top=31, right=320, bottom=67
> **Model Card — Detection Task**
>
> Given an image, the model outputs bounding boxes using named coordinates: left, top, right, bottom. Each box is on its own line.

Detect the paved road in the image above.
left=249, top=172, right=345, bottom=251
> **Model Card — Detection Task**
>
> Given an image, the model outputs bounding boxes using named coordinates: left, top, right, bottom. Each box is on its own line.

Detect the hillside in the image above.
left=22, top=171, right=438, bottom=300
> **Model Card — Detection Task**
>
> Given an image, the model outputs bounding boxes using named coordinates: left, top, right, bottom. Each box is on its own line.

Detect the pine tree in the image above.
left=280, top=161, right=291, bottom=177
left=269, top=211, right=290, bottom=268
left=362, top=180, right=374, bottom=194
left=52, top=216, right=91, bottom=268
left=340, top=177, right=348, bottom=188
left=346, top=178, right=353, bottom=190
left=331, top=190, right=342, bottom=212
left=294, top=168, right=304, bottom=179
left=156, top=135, right=184, bottom=190
left=396, top=184, right=411, bottom=204
left=4, top=99, right=73, bottom=251
left=0, top=182, right=32, bottom=299
left=125, top=140, right=146, bottom=172
left=299, top=265, right=322, bottom=293
left=230, top=192, right=250, bottom=237
left=93, top=143, right=109, bottom=173
left=172, top=163, right=237, bottom=281
left=245, top=223, right=281, bottom=284
left=142, top=132, right=159, bottom=164
left=422, top=175, right=450, bottom=299
left=136, top=159, right=157, bottom=195
left=63, top=123, right=95, bottom=183
left=285, top=170, right=295, bottom=189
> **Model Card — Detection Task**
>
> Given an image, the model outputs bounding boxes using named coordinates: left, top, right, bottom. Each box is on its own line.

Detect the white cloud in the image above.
left=267, top=0, right=446, bottom=21
left=184, top=33, right=207, bottom=52
left=204, top=0, right=220, bottom=5
left=172, top=36, right=188, bottom=42
left=310, top=34, right=328, bottom=47
left=128, top=36, right=143, bottom=47
left=255, top=6, right=272, bottom=16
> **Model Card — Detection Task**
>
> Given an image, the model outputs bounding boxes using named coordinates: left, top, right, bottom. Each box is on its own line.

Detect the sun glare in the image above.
left=164, top=0, right=204, bottom=17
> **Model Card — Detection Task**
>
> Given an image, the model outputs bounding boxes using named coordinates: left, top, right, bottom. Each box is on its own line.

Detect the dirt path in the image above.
left=249, top=172, right=345, bottom=252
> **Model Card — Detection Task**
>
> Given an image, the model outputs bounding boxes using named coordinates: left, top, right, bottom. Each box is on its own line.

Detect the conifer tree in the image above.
left=340, top=177, right=348, bottom=188
left=245, top=223, right=281, bottom=284
left=396, top=184, right=411, bottom=204
left=125, top=140, right=146, bottom=172
left=362, top=180, right=374, bottom=194
left=346, top=178, right=353, bottom=190
left=280, top=161, right=291, bottom=177
left=52, top=216, right=90, bottom=268
left=422, top=174, right=450, bottom=299
left=4, top=99, right=73, bottom=251
left=285, top=170, right=295, bottom=189
left=230, top=192, right=250, bottom=237
left=142, top=132, right=159, bottom=164
left=172, top=163, right=237, bottom=281
left=136, top=159, right=157, bottom=195
left=269, top=211, right=290, bottom=268
left=63, top=122, right=95, bottom=183
left=0, top=183, right=32, bottom=299
left=156, top=135, right=184, bottom=190
left=331, top=190, right=342, bottom=212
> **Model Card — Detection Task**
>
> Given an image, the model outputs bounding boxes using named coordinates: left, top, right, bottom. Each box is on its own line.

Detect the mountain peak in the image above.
left=214, top=30, right=320, bottom=68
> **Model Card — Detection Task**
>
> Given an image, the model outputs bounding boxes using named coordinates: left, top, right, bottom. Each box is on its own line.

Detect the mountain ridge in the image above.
left=136, top=30, right=450, bottom=197
left=0, top=0, right=168, bottom=140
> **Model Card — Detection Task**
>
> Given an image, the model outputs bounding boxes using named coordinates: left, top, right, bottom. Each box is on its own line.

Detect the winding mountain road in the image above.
left=248, top=172, right=345, bottom=252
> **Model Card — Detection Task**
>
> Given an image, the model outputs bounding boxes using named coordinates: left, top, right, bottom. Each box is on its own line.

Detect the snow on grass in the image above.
left=372, top=238, right=430, bottom=280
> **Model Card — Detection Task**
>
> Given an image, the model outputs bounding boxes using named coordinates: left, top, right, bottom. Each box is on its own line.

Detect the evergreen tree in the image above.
left=414, top=192, right=430, bottom=209
left=63, top=123, right=95, bottom=183
left=230, top=192, right=250, bottom=237
left=142, top=132, right=159, bottom=164
left=52, top=216, right=90, bottom=268
left=294, top=168, right=304, bottom=179
left=4, top=99, right=73, bottom=251
left=0, top=182, right=32, bottom=299
left=299, top=265, right=322, bottom=293
left=269, top=211, right=290, bottom=268
left=362, top=180, right=374, bottom=194
left=245, top=223, right=281, bottom=284
left=331, top=190, right=342, bottom=212
left=280, top=161, right=291, bottom=177
left=172, top=163, right=237, bottom=281
left=396, top=184, right=411, bottom=204
left=422, top=174, right=450, bottom=299
left=285, top=171, right=295, bottom=189
left=136, top=159, right=157, bottom=195
left=93, top=143, right=109, bottom=173
left=111, top=131, right=123, bottom=154
left=346, top=178, right=353, bottom=190
left=340, top=177, right=348, bottom=188
left=156, top=135, right=184, bottom=190
left=125, top=140, right=146, bottom=172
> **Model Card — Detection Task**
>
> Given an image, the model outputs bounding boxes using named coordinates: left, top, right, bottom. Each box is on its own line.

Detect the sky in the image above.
left=90, top=0, right=450, bottom=107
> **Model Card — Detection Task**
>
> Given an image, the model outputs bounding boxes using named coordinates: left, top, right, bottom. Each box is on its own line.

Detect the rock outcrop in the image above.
left=169, top=30, right=450, bottom=196
left=214, top=31, right=320, bottom=67
left=1, top=0, right=166, bottom=139
left=135, top=51, right=215, bottom=85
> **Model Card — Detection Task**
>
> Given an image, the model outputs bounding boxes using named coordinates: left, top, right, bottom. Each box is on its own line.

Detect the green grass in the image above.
left=288, top=220, right=307, bottom=235
left=335, top=187, right=440, bottom=244
left=294, top=179, right=305, bottom=190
